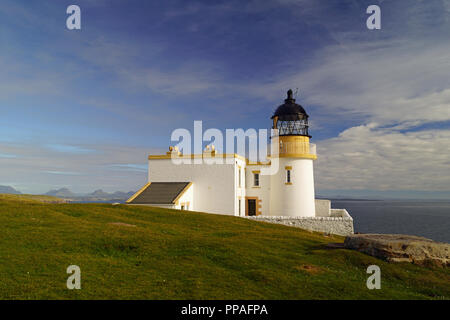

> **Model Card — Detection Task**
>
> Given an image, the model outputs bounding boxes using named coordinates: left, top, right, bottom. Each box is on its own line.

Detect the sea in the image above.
left=332, top=200, right=450, bottom=243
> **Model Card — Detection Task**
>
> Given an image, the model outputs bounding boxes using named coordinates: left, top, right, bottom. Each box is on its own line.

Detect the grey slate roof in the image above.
left=127, top=182, right=191, bottom=204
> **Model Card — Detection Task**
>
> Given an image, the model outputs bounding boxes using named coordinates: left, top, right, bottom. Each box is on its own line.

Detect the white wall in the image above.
left=245, top=165, right=271, bottom=215
left=315, top=199, right=331, bottom=217
left=176, top=183, right=194, bottom=210
left=235, top=159, right=246, bottom=216
left=146, top=154, right=316, bottom=217
left=245, top=214, right=354, bottom=236
left=148, top=157, right=238, bottom=215
left=269, top=158, right=316, bottom=217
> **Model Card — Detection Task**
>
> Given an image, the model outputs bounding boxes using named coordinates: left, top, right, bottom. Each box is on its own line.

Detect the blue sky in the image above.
left=0, top=0, right=449, bottom=198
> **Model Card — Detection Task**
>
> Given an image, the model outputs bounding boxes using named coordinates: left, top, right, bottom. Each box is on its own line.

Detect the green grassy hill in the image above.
left=0, top=193, right=66, bottom=203
left=0, top=194, right=448, bottom=299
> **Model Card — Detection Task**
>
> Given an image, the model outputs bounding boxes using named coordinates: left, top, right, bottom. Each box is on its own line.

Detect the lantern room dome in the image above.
left=271, top=89, right=308, bottom=121
left=271, top=89, right=310, bottom=137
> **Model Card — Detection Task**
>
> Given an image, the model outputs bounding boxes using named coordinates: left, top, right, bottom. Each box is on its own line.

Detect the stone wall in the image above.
left=244, top=209, right=354, bottom=236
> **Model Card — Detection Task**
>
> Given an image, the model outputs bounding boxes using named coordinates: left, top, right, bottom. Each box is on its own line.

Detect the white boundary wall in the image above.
left=245, top=209, right=354, bottom=236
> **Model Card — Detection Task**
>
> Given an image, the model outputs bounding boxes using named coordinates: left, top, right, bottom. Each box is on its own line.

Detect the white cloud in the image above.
left=315, top=125, right=450, bottom=191
left=241, top=34, right=450, bottom=192
left=0, top=153, right=17, bottom=158
left=44, top=171, right=82, bottom=176
left=46, top=144, right=96, bottom=154
left=246, top=40, right=450, bottom=128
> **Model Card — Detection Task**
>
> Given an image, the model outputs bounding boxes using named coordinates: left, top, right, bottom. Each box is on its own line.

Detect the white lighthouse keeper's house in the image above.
left=127, top=90, right=353, bottom=235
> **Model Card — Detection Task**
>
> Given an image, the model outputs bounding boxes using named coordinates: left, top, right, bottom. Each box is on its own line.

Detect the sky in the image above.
left=0, top=0, right=449, bottom=198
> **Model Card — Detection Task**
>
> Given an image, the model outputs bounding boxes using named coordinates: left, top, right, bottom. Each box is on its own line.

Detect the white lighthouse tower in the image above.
left=269, top=89, right=317, bottom=217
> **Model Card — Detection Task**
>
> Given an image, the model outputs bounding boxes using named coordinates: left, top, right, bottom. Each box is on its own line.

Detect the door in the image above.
left=247, top=199, right=256, bottom=216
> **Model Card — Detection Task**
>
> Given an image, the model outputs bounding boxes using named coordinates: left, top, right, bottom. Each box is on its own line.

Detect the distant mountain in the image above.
left=111, top=191, right=135, bottom=199
left=88, top=189, right=111, bottom=197
left=0, top=185, right=22, bottom=194
left=45, top=188, right=77, bottom=198
left=80, top=190, right=135, bottom=202
left=42, top=188, right=135, bottom=202
left=84, top=189, right=134, bottom=200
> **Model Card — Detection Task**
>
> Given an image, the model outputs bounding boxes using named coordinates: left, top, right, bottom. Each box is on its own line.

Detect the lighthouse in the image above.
left=269, top=89, right=317, bottom=217
left=127, top=89, right=353, bottom=234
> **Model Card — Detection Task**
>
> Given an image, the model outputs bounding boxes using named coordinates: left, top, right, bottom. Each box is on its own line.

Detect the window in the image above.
left=238, top=199, right=241, bottom=215
left=244, top=169, right=247, bottom=188
left=238, top=167, right=241, bottom=188
left=286, top=170, right=291, bottom=183
left=254, top=173, right=260, bottom=187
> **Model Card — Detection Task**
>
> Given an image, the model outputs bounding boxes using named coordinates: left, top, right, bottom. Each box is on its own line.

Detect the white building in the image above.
left=127, top=90, right=352, bottom=229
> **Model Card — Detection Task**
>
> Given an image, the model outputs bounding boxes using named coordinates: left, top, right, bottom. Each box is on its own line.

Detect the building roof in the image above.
left=126, top=182, right=191, bottom=204
left=272, top=89, right=309, bottom=121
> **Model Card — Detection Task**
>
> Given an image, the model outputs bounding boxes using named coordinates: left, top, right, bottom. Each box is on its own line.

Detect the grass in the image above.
left=0, top=193, right=66, bottom=203
left=0, top=194, right=448, bottom=299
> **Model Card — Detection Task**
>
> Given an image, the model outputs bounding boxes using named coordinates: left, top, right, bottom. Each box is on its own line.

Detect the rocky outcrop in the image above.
left=344, top=234, right=450, bottom=267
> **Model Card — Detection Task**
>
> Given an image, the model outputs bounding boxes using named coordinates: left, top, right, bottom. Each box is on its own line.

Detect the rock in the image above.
left=344, top=234, right=450, bottom=267
left=326, top=242, right=345, bottom=249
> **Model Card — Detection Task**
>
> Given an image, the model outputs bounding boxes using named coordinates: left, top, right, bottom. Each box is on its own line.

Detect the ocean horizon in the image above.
left=332, top=199, right=450, bottom=243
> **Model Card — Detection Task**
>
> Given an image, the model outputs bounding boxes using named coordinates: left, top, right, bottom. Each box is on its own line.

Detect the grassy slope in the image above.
left=0, top=194, right=65, bottom=203
left=0, top=195, right=448, bottom=300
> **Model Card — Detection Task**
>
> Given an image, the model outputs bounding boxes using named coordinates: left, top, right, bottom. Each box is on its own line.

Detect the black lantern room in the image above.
left=271, top=89, right=310, bottom=137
